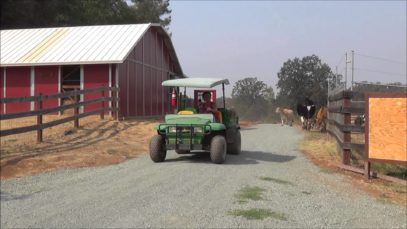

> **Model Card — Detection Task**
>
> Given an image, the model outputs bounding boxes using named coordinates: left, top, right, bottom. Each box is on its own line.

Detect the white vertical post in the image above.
left=80, top=65, right=84, bottom=114
left=351, top=50, right=354, bottom=91
left=345, top=52, right=348, bottom=90
left=142, top=36, right=145, bottom=116
left=109, top=64, right=112, bottom=116
left=30, top=67, right=35, bottom=111
left=58, top=66, right=61, bottom=115
left=115, top=64, right=119, bottom=118
left=335, top=66, right=338, bottom=87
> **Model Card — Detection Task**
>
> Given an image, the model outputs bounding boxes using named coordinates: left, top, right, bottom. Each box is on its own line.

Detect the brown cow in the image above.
left=314, top=106, right=328, bottom=131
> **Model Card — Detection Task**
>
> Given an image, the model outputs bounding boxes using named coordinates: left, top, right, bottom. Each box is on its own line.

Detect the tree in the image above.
left=232, top=77, right=274, bottom=105
left=0, top=0, right=171, bottom=29
left=276, top=55, right=334, bottom=109
left=128, top=0, right=171, bottom=29
left=231, top=77, right=275, bottom=121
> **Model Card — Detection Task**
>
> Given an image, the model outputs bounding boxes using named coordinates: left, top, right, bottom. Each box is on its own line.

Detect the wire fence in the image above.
left=330, top=51, right=406, bottom=96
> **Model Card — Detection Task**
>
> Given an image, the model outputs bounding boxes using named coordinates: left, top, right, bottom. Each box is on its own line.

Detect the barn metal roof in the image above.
left=0, top=23, right=183, bottom=74
left=162, top=78, right=230, bottom=88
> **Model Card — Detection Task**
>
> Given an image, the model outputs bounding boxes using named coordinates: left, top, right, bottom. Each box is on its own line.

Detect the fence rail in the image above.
left=0, top=86, right=120, bottom=142
left=327, top=90, right=365, bottom=165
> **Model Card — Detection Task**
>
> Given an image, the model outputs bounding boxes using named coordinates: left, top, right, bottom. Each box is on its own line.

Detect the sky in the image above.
left=169, top=1, right=406, bottom=95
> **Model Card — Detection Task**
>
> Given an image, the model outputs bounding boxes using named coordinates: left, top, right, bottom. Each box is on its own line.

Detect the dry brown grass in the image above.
left=300, top=131, right=407, bottom=205
left=1, top=115, right=159, bottom=180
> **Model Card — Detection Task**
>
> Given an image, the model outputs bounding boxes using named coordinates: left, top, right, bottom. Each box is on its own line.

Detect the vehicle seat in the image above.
left=177, top=107, right=197, bottom=115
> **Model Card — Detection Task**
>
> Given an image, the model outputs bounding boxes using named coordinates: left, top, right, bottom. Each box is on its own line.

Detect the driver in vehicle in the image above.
left=199, top=92, right=217, bottom=113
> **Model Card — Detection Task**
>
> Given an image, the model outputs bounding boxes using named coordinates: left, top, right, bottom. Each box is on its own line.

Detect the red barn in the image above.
left=0, top=24, right=184, bottom=118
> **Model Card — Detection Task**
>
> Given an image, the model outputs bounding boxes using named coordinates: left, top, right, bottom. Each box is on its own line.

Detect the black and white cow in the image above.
left=296, top=98, right=316, bottom=130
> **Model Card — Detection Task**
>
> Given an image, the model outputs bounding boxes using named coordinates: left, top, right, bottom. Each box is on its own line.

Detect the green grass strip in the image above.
left=235, top=186, right=266, bottom=201
left=259, top=176, right=294, bottom=185
left=229, top=208, right=287, bottom=220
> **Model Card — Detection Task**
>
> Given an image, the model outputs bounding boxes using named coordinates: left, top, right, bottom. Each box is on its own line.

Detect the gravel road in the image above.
left=1, top=124, right=406, bottom=228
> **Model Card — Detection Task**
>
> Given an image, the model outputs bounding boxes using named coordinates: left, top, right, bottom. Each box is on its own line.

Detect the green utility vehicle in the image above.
left=149, top=78, right=241, bottom=164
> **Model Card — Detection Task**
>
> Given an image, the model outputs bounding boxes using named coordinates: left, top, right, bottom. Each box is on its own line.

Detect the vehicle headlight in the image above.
left=168, top=127, right=176, bottom=133
left=193, top=127, right=203, bottom=133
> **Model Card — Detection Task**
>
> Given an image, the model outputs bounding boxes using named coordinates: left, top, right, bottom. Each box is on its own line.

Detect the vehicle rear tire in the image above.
left=210, top=135, right=227, bottom=164
left=227, top=130, right=241, bottom=155
left=175, top=149, right=190, bottom=154
left=149, top=135, right=166, bottom=162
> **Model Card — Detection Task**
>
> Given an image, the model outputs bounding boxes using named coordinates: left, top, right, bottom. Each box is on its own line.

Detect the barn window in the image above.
left=61, top=65, right=80, bottom=107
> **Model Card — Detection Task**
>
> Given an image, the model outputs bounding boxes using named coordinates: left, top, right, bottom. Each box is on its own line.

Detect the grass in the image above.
left=351, top=147, right=407, bottom=180
left=300, top=131, right=341, bottom=162
left=319, top=167, right=336, bottom=174
left=229, top=208, right=287, bottom=221
left=301, top=131, right=407, bottom=179
left=259, top=176, right=295, bottom=186
left=300, top=130, right=407, bottom=205
left=235, top=186, right=266, bottom=203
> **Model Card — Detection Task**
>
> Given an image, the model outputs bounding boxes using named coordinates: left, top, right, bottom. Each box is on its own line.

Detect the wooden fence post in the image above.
left=112, top=89, right=116, bottom=120
left=74, top=89, right=79, bottom=128
left=115, top=88, right=119, bottom=121
left=343, top=93, right=351, bottom=165
left=100, top=89, right=105, bottom=120
left=364, top=161, right=371, bottom=179
left=37, top=93, right=43, bottom=143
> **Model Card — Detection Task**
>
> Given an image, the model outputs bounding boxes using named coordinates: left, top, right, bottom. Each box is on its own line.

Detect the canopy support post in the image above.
left=183, top=86, right=186, bottom=109
left=222, top=83, right=226, bottom=108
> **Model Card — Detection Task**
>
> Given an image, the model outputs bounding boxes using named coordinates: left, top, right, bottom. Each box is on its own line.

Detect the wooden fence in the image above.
left=327, top=90, right=365, bottom=165
left=0, top=86, right=119, bottom=142
left=327, top=90, right=406, bottom=184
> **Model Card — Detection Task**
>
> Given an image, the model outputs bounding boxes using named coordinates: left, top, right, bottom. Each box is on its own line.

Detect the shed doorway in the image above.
left=61, top=65, right=80, bottom=112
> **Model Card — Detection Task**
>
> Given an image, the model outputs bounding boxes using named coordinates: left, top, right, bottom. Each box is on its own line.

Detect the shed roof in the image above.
left=0, top=23, right=183, bottom=74
left=162, top=78, right=230, bottom=88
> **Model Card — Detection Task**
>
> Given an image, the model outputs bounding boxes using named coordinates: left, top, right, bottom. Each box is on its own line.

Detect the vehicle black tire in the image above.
left=175, top=149, right=190, bottom=154
left=210, top=135, right=227, bottom=164
left=149, top=135, right=166, bottom=162
left=227, top=130, right=241, bottom=155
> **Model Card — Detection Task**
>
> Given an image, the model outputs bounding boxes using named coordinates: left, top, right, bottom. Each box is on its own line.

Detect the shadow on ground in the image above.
left=164, top=150, right=296, bottom=165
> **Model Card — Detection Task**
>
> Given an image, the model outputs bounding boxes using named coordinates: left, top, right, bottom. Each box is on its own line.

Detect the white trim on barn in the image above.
left=58, top=66, right=61, bottom=115
left=115, top=64, right=119, bottom=115
left=108, top=64, right=112, bottom=116
left=30, top=67, right=35, bottom=110
left=126, top=60, right=129, bottom=117
left=142, top=36, right=145, bottom=116
left=80, top=65, right=84, bottom=114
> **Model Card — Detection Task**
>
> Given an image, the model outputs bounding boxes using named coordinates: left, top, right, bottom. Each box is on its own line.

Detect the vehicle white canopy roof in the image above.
left=162, top=78, right=229, bottom=88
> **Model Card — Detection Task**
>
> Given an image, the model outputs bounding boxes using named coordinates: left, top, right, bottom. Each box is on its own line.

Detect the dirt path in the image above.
left=1, top=124, right=406, bottom=228
left=1, top=116, right=158, bottom=179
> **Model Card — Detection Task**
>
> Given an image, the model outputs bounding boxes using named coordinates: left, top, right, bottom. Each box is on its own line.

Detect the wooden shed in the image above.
left=0, top=23, right=184, bottom=118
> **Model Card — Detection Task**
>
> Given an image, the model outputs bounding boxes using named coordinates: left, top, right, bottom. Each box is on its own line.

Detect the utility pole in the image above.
left=335, top=65, right=338, bottom=87
left=351, top=50, right=354, bottom=91
left=345, top=52, right=348, bottom=89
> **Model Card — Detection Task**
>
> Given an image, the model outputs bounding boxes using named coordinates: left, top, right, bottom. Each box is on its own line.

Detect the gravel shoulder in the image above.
left=1, top=124, right=406, bottom=228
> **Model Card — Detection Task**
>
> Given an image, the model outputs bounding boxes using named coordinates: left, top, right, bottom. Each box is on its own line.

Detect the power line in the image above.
left=336, top=53, right=346, bottom=68
left=354, top=67, right=407, bottom=77
left=354, top=81, right=407, bottom=88
left=354, top=53, right=406, bottom=65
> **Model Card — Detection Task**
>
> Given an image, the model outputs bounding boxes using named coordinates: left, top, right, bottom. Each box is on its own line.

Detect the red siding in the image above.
left=117, top=27, right=180, bottom=118
left=5, top=67, right=31, bottom=113
left=118, top=61, right=128, bottom=117
left=128, top=63, right=137, bottom=116
left=0, top=68, right=4, bottom=114
left=35, top=66, right=59, bottom=110
left=136, top=63, right=144, bottom=116
left=83, top=64, right=109, bottom=112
